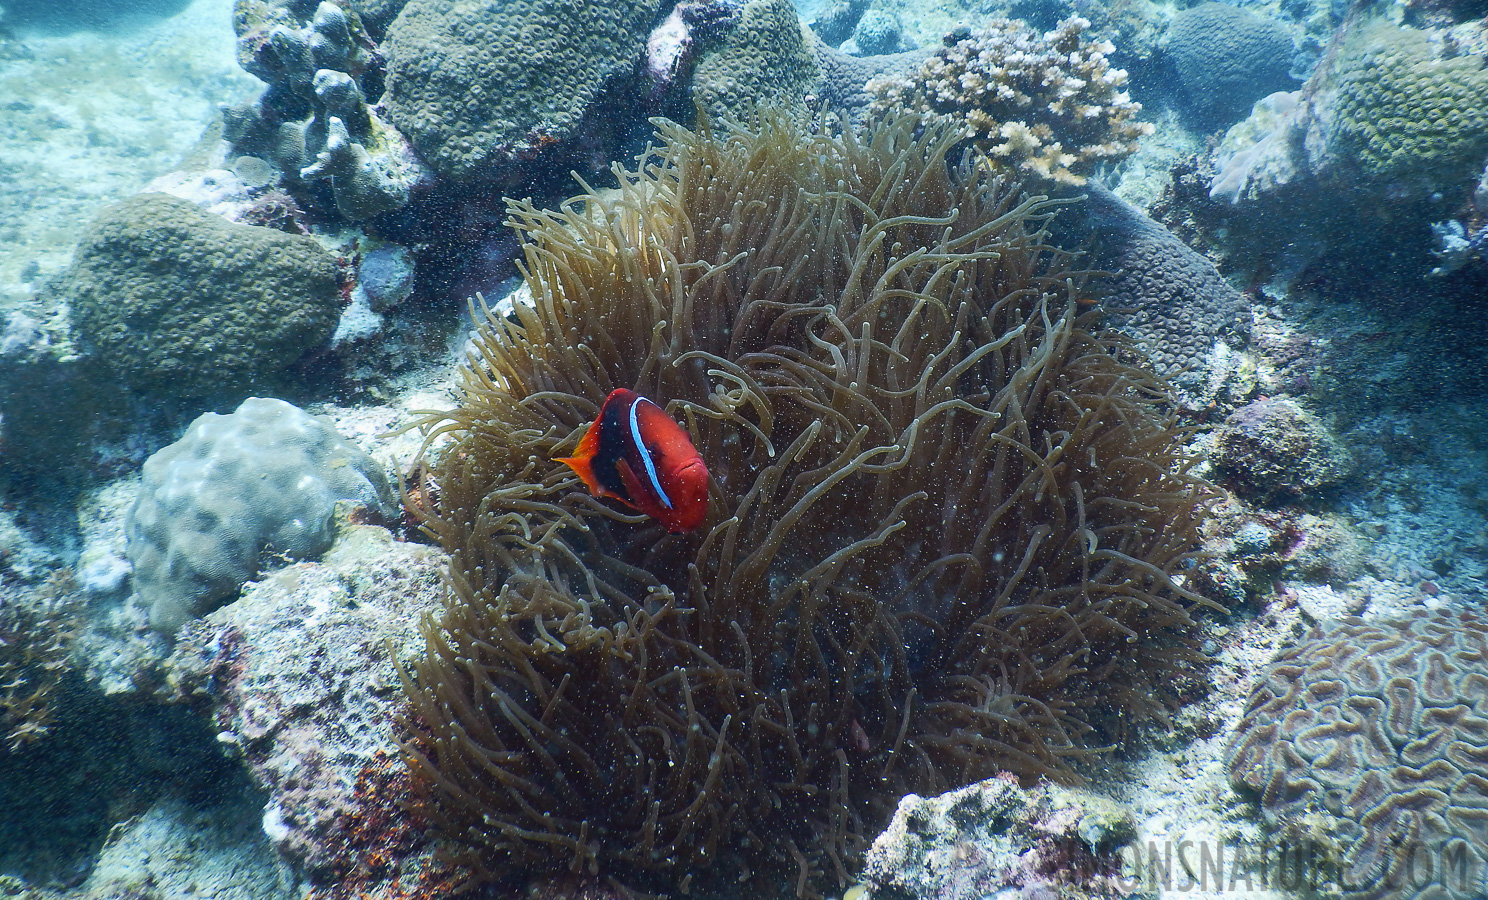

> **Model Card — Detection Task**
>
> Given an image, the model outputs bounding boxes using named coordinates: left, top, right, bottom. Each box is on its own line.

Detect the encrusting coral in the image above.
left=399, top=112, right=1219, bottom=896
left=865, top=17, right=1152, bottom=185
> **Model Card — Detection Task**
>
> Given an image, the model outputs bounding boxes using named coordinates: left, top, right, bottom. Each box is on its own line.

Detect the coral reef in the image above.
left=859, top=776, right=1135, bottom=900
left=399, top=112, right=1219, bottom=896
left=1052, top=183, right=1253, bottom=410
left=865, top=17, right=1151, bottom=185
left=690, top=0, right=821, bottom=125
left=166, top=525, right=444, bottom=881
left=226, top=1, right=431, bottom=221
left=60, top=193, right=341, bottom=396
left=1197, top=15, right=1488, bottom=279
left=852, top=10, right=904, bottom=55
left=380, top=0, right=665, bottom=181
left=1227, top=612, right=1488, bottom=900
left=1165, top=3, right=1297, bottom=128
left=644, top=0, right=744, bottom=101
left=1211, top=397, right=1353, bottom=504
left=345, top=0, right=407, bottom=39
left=1326, top=24, right=1488, bottom=186
left=127, top=397, right=399, bottom=634
left=807, top=0, right=869, bottom=46
left=0, top=570, right=83, bottom=752
left=290, top=69, right=432, bottom=221
left=233, top=0, right=372, bottom=122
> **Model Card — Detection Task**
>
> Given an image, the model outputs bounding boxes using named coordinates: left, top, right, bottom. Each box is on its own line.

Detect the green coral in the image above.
left=381, top=0, right=665, bottom=181
left=690, top=0, right=821, bottom=126
left=62, top=194, right=340, bottom=396
left=866, top=16, right=1151, bottom=185
left=1329, top=24, right=1488, bottom=184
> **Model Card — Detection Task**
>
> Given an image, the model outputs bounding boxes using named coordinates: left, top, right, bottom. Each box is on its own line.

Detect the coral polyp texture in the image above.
left=1227, top=613, right=1488, bottom=900
left=380, top=0, right=665, bottom=181
left=60, top=194, right=340, bottom=397
left=400, top=112, right=1219, bottom=896
left=865, top=17, right=1152, bottom=185
left=1165, top=3, right=1296, bottom=128
left=1326, top=23, right=1488, bottom=186
left=127, top=398, right=399, bottom=634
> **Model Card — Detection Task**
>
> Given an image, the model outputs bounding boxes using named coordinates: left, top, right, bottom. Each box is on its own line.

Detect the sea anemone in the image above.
left=399, top=111, right=1218, bottom=897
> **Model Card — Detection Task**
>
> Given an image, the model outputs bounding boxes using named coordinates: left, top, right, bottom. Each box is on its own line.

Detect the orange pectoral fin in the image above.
left=556, top=421, right=607, bottom=497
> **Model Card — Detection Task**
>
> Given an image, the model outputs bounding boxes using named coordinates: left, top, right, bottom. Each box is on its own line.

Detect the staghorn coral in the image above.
left=1227, top=612, right=1488, bottom=900
left=865, top=17, right=1151, bottom=185
left=0, top=570, right=83, bottom=753
left=399, top=112, right=1219, bottom=896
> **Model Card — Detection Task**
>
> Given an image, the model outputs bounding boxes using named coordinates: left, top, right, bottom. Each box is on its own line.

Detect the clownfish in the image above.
left=556, top=388, right=709, bottom=533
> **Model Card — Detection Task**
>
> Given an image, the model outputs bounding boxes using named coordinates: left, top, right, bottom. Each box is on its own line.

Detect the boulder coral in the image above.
left=865, top=17, right=1151, bottom=185
left=399, top=112, right=1219, bottom=896
left=1325, top=23, right=1488, bottom=187
left=1166, top=2, right=1297, bottom=128
left=689, top=0, right=820, bottom=126
left=1208, top=18, right=1488, bottom=203
left=61, top=194, right=341, bottom=396
left=127, top=398, right=399, bottom=633
left=380, top=0, right=667, bottom=181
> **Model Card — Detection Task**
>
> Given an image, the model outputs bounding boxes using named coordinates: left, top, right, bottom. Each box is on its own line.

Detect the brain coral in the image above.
left=1228, top=612, right=1488, bottom=900
left=400, top=112, right=1219, bottom=896
left=1326, top=23, right=1488, bottom=185
left=62, top=194, right=340, bottom=397
left=127, top=397, right=398, bottom=634
left=380, top=0, right=665, bottom=181
left=1166, top=3, right=1296, bottom=127
left=865, top=16, right=1151, bottom=185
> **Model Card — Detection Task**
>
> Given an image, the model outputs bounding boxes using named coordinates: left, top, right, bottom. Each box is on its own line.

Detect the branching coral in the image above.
left=399, top=112, right=1218, bottom=896
left=865, top=17, right=1152, bottom=185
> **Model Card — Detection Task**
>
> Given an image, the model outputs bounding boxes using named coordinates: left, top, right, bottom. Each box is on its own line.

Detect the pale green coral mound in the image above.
left=691, top=0, right=820, bottom=127
left=127, top=397, right=399, bottom=634
left=62, top=194, right=340, bottom=397
left=1329, top=24, right=1488, bottom=184
left=381, top=0, right=664, bottom=181
left=866, top=16, right=1152, bottom=185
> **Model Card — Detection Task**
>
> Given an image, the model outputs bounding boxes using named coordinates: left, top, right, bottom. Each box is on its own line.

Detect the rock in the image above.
left=164, top=526, right=445, bottom=881
left=859, top=775, right=1137, bottom=900
left=1211, top=397, right=1352, bottom=503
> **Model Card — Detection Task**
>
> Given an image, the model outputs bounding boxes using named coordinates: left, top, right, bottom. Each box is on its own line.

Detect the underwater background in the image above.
left=2, top=0, right=1488, bottom=898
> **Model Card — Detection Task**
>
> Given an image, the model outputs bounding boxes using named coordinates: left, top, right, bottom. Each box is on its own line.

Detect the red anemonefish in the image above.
left=555, top=388, right=709, bottom=533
